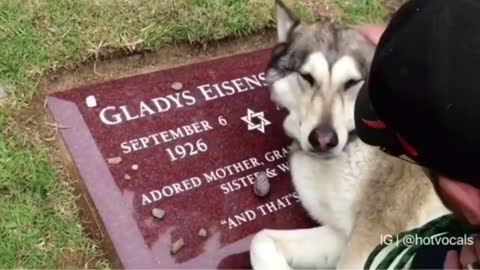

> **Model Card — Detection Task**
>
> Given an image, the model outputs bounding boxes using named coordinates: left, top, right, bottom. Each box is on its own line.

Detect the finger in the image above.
left=354, top=24, right=386, bottom=45
left=474, top=235, right=480, bottom=263
left=444, top=250, right=462, bottom=269
left=460, top=242, right=478, bottom=267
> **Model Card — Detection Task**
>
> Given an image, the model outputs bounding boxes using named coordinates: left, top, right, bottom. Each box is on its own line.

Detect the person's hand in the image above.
left=444, top=235, right=480, bottom=269
left=354, top=24, right=386, bottom=45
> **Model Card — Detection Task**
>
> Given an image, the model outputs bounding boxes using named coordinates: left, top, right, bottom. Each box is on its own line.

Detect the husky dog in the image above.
left=249, top=1, right=450, bottom=269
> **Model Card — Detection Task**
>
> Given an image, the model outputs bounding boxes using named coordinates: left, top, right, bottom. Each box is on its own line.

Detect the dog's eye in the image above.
left=344, top=79, right=361, bottom=91
left=299, top=72, right=315, bottom=86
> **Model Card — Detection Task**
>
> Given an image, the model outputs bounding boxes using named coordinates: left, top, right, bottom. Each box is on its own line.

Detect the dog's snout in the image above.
left=308, top=126, right=339, bottom=152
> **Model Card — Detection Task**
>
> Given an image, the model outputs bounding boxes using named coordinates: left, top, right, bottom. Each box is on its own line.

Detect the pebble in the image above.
left=171, top=82, right=183, bottom=91
left=198, top=228, right=208, bottom=238
left=107, top=156, right=122, bottom=164
left=124, top=174, right=131, bottom=180
left=253, top=171, right=270, bottom=197
left=171, top=238, right=185, bottom=254
left=131, top=164, right=139, bottom=171
left=86, top=95, right=97, bottom=108
left=152, top=208, right=165, bottom=220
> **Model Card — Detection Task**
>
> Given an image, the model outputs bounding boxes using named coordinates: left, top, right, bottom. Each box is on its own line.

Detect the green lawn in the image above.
left=0, top=0, right=396, bottom=268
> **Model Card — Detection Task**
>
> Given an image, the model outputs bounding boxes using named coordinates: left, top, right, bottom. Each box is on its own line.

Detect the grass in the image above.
left=334, top=0, right=390, bottom=23
left=0, top=0, right=394, bottom=268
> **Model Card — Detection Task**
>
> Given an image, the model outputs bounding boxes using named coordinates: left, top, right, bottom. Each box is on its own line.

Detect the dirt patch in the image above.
left=42, top=30, right=276, bottom=94
left=313, top=0, right=344, bottom=23
left=381, top=0, right=407, bottom=12
left=31, top=30, right=276, bottom=267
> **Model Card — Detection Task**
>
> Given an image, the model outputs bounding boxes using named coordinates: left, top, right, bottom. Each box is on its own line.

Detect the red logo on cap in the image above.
left=361, top=119, right=386, bottom=129
left=396, top=134, right=419, bottom=157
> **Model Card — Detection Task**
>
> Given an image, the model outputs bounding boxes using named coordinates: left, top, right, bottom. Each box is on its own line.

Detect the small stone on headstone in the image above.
left=171, top=82, right=183, bottom=91
left=171, top=238, right=184, bottom=254
left=254, top=171, right=270, bottom=197
left=86, top=95, right=97, bottom=108
left=152, top=208, right=165, bottom=220
left=107, top=156, right=122, bottom=164
left=124, top=174, right=131, bottom=180
left=198, top=228, right=208, bottom=238
left=131, top=164, right=139, bottom=171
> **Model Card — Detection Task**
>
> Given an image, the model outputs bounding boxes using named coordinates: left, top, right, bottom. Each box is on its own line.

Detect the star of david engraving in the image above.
left=240, top=108, right=271, bottom=134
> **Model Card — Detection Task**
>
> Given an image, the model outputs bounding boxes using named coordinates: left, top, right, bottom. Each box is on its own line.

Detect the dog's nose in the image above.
left=308, top=127, right=339, bottom=152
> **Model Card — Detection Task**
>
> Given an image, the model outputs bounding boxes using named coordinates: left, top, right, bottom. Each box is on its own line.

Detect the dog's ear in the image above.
left=275, top=0, right=297, bottom=43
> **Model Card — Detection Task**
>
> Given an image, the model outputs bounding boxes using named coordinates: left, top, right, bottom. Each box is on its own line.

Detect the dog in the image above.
left=249, top=1, right=450, bottom=269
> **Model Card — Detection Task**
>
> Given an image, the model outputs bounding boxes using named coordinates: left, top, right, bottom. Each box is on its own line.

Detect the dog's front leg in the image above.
left=250, top=225, right=346, bottom=270
left=335, top=226, right=381, bottom=270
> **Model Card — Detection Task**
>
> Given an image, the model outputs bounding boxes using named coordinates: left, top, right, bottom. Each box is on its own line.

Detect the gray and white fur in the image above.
left=249, top=1, right=450, bottom=269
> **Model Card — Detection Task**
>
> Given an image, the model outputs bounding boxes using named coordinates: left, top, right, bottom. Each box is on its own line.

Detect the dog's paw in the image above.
left=336, top=252, right=367, bottom=270
left=250, top=231, right=293, bottom=270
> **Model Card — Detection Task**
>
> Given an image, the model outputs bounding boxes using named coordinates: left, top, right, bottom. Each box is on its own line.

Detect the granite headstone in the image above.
left=47, top=49, right=317, bottom=269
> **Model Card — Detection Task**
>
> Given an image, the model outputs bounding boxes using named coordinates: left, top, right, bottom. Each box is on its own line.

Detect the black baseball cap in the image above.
left=355, top=0, right=480, bottom=188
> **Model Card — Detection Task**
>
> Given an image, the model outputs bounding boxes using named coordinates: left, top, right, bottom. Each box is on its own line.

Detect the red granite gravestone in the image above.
left=47, top=48, right=317, bottom=269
